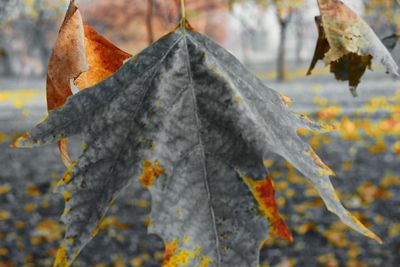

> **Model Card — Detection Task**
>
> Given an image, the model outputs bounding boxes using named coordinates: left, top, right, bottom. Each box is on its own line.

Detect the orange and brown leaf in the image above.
left=74, top=24, right=132, bottom=90
left=308, top=0, right=398, bottom=96
left=46, top=0, right=87, bottom=111
left=46, top=0, right=131, bottom=166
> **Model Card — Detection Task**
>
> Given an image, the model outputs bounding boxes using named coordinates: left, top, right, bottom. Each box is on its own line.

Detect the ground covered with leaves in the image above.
left=0, top=68, right=399, bottom=267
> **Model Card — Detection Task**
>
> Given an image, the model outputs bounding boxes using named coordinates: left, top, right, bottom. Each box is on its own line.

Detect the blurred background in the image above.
left=0, top=0, right=399, bottom=266
left=0, top=0, right=399, bottom=78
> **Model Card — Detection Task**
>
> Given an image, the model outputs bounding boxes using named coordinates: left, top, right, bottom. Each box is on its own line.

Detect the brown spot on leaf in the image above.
left=139, top=160, right=165, bottom=188
left=243, top=176, right=293, bottom=242
left=279, top=94, right=292, bottom=108
left=308, top=150, right=335, bottom=176
left=163, top=240, right=178, bottom=266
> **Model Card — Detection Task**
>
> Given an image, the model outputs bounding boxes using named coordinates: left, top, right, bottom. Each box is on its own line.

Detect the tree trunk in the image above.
left=277, top=19, right=288, bottom=82
left=294, top=13, right=304, bottom=64
left=0, top=46, right=14, bottom=76
left=146, top=0, right=154, bottom=44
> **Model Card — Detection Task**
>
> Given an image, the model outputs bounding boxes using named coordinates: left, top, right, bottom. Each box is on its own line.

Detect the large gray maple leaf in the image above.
left=383, top=34, right=400, bottom=70
left=14, top=22, right=381, bottom=267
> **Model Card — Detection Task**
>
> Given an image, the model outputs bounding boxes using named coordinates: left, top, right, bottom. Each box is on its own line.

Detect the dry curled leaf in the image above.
left=46, top=0, right=131, bottom=166
left=308, top=0, right=399, bottom=97
left=13, top=18, right=381, bottom=267
left=75, top=24, right=132, bottom=90
left=46, top=0, right=87, bottom=111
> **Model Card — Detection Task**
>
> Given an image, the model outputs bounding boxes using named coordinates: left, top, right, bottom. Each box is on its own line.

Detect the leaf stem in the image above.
left=180, top=0, right=186, bottom=24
